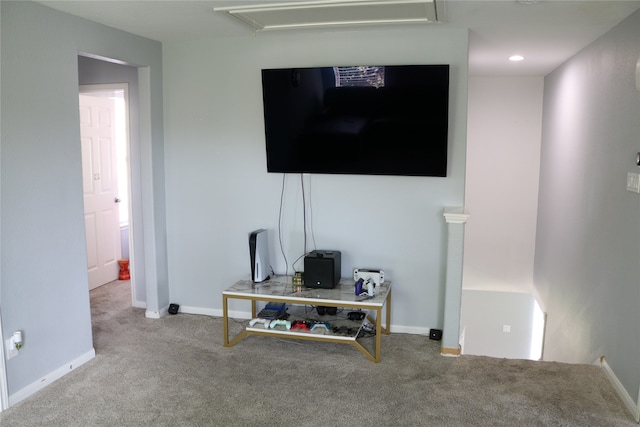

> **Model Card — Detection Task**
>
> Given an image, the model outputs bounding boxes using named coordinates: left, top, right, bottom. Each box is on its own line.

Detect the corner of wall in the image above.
left=596, top=356, right=640, bottom=422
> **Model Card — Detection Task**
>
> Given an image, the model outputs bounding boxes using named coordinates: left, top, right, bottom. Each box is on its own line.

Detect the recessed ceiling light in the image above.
left=509, top=55, right=525, bottom=62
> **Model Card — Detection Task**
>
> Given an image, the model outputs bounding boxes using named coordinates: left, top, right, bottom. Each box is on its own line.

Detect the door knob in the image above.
left=115, top=197, right=121, bottom=203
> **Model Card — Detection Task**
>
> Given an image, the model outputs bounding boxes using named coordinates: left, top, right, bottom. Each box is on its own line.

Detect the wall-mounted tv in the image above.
left=261, top=64, right=449, bottom=177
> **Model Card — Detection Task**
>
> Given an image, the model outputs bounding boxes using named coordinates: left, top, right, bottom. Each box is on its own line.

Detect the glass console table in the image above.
left=222, top=276, right=392, bottom=362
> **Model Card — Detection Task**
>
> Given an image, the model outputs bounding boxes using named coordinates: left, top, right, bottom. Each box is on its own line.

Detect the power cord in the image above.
left=308, top=175, right=317, bottom=250
left=302, top=173, right=317, bottom=253
left=278, top=174, right=289, bottom=277
left=291, top=251, right=309, bottom=273
left=290, top=174, right=317, bottom=274
left=277, top=173, right=318, bottom=277
left=301, top=174, right=307, bottom=254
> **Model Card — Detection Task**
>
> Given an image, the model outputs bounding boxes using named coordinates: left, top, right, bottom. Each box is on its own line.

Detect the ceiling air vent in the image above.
left=214, top=0, right=442, bottom=32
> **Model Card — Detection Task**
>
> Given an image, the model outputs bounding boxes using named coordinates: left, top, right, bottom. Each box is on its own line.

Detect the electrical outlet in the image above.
left=5, top=338, right=18, bottom=360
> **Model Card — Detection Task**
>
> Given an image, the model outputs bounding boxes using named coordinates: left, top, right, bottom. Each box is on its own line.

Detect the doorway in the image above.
left=79, top=85, right=133, bottom=297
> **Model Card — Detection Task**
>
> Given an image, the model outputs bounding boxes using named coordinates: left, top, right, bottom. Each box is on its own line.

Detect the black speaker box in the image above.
left=429, top=328, right=442, bottom=341
left=304, top=250, right=341, bottom=289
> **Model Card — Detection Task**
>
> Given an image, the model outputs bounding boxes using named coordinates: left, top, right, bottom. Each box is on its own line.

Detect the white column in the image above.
left=442, top=207, right=469, bottom=356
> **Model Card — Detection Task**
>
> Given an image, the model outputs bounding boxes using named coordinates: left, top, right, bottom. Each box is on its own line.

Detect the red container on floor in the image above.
left=118, top=259, right=130, bottom=280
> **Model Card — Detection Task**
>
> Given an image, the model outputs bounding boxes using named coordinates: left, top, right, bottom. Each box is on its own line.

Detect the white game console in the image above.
left=249, top=229, right=270, bottom=282
left=353, top=268, right=384, bottom=287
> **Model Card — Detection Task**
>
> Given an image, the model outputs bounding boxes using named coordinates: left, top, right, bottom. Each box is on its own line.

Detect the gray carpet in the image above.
left=0, top=280, right=635, bottom=426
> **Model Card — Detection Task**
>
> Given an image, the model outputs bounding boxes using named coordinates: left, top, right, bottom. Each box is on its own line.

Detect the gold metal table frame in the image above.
left=222, top=277, right=392, bottom=362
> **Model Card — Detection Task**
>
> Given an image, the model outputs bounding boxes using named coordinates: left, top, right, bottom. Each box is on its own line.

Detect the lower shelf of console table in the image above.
left=222, top=277, right=392, bottom=362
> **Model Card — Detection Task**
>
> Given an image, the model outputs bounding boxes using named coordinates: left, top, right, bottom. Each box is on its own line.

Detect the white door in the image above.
left=80, top=94, right=122, bottom=290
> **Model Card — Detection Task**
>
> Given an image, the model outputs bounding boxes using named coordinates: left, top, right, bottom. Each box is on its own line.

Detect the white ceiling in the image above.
left=36, top=0, right=640, bottom=76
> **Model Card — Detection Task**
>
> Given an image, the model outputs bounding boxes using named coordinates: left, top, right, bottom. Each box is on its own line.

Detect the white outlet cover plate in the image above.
left=5, top=338, right=18, bottom=359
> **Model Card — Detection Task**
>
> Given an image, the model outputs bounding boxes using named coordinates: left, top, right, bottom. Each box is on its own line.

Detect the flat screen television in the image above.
left=260, top=65, right=449, bottom=177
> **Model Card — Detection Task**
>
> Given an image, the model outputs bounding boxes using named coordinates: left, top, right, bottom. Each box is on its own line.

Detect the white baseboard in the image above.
left=391, top=325, right=430, bottom=335
left=145, top=304, right=169, bottom=319
left=9, top=348, right=96, bottom=407
left=596, top=356, right=640, bottom=422
left=179, top=305, right=250, bottom=319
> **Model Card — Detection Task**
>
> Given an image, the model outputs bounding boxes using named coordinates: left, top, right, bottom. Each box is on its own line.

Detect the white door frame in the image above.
left=80, top=84, right=137, bottom=307
left=0, top=307, right=9, bottom=411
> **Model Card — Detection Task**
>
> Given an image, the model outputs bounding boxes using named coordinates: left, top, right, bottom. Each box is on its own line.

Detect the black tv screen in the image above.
left=261, top=65, right=449, bottom=177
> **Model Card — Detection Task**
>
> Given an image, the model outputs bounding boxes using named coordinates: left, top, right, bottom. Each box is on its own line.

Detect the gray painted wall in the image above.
left=0, top=1, right=165, bottom=396
left=162, top=28, right=469, bottom=330
left=535, top=10, right=640, bottom=402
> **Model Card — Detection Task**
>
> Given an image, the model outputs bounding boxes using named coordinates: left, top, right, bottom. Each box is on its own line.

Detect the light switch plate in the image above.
left=626, top=172, right=640, bottom=193
left=636, top=56, right=640, bottom=91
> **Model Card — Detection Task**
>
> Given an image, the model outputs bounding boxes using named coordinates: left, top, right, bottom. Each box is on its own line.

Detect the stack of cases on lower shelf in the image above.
left=256, top=301, right=287, bottom=319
